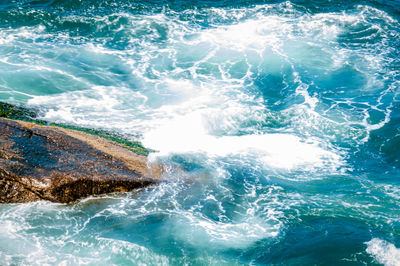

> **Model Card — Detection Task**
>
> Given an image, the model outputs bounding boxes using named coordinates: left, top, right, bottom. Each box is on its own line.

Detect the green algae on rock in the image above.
left=48, top=123, right=152, bottom=156
left=0, top=102, right=38, bottom=121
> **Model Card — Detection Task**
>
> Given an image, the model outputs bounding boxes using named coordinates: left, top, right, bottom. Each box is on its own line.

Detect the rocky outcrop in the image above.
left=0, top=117, right=162, bottom=203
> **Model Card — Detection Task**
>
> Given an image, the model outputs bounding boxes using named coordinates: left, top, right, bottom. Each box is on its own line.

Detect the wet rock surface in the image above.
left=0, top=118, right=162, bottom=203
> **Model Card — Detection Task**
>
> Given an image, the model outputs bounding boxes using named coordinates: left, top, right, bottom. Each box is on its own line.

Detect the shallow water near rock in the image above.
left=0, top=0, right=400, bottom=265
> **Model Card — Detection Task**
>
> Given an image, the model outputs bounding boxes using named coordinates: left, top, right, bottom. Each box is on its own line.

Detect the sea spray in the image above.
left=0, top=0, right=399, bottom=264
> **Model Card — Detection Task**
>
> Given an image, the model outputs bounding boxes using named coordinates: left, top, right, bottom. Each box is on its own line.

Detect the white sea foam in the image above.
left=25, top=4, right=393, bottom=141
left=143, top=111, right=342, bottom=171
left=0, top=202, right=172, bottom=265
left=164, top=183, right=295, bottom=250
left=171, top=214, right=278, bottom=249
left=366, top=238, right=400, bottom=266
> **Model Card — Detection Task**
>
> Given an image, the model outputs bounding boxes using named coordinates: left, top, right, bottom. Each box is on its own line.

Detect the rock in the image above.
left=0, top=102, right=37, bottom=120
left=0, top=118, right=163, bottom=203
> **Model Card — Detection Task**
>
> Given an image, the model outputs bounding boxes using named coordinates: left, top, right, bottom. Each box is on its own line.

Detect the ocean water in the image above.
left=0, top=0, right=399, bottom=265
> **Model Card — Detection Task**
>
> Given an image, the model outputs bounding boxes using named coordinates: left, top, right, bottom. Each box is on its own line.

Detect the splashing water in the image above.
left=0, top=0, right=400, bottom=264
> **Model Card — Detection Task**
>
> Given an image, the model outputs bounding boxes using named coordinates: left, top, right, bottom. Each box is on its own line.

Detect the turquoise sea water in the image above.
left=0, top=0, right=400, bottom=265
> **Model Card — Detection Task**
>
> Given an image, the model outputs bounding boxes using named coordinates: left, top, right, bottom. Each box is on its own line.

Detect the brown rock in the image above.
left=0, top=118, right=162, bottom=203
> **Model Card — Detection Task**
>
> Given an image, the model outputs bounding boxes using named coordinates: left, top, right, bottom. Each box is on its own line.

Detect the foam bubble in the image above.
left=366, top=238, right=400, bottom=266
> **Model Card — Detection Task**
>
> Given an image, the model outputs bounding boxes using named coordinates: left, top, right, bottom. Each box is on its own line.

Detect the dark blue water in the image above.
left=0, top=0, right=399, bottom=265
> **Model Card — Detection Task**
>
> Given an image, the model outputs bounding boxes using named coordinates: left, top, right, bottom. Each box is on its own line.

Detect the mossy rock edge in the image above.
left=0, top=102, right=151, bottom=156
